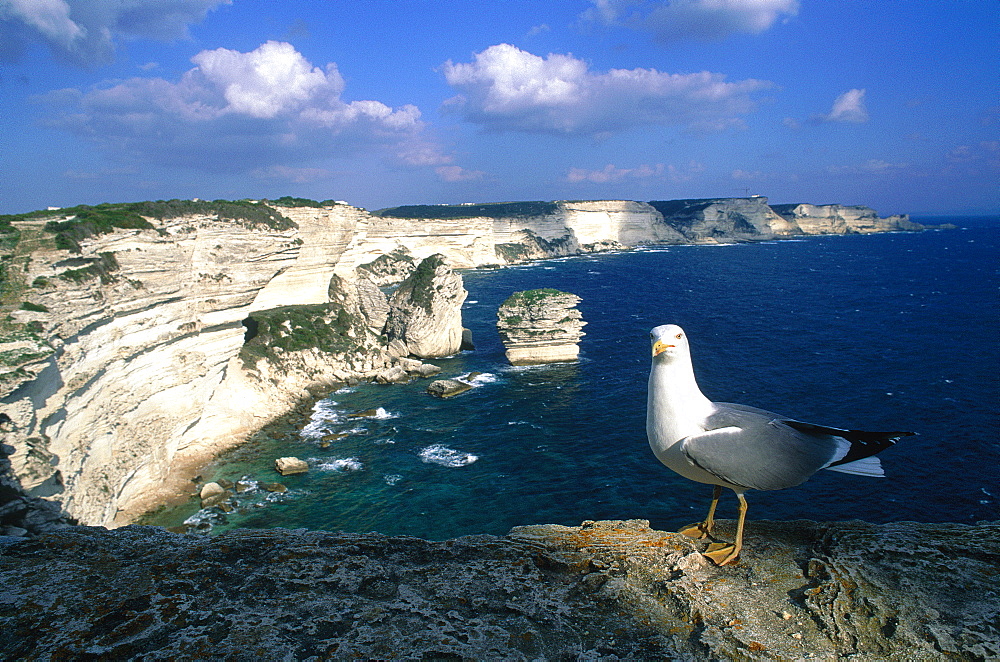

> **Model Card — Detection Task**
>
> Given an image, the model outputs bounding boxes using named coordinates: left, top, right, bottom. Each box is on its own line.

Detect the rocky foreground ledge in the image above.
left=1, top=518, right=997, bottom=660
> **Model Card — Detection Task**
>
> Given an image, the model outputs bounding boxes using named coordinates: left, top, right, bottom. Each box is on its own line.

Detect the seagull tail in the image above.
left=825, top=455, right=885, bottom=477
left=823, top=429, right=915, bottom=476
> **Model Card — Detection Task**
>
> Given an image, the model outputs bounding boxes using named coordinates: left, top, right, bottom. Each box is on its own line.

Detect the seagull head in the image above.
left=650, top=324, right=689, bottom=361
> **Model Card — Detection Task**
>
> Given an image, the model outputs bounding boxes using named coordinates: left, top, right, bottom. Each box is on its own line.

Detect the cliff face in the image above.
left=1, top=204, right=414, bottom=528
left=0, top=197, right=929, bottom=528
left=1, top=518, right=996, bottom=660
left=649, top=197, right=798, bottom=242
left=771, top=203, right=921, bottom=234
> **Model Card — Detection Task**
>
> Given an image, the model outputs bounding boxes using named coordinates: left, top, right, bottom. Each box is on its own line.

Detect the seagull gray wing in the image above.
left=679, top=403, right=843, bottom=491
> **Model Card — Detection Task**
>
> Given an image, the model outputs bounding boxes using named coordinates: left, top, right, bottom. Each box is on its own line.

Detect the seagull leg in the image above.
left=678, top=485, right=722, bottom=539
left=703, top=492, right=748, bottom=566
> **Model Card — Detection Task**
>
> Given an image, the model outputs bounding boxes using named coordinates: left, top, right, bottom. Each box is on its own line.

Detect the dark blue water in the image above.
left=150, top=224, right=1000, bottom=537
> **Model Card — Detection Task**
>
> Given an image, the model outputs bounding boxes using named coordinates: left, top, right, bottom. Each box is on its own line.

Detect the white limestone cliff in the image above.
left=771, top=203, right=921, bottom=234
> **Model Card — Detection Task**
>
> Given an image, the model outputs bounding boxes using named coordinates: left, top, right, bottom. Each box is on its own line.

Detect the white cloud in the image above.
left=251, top=165, right=333, bottom=184
left=946, top=141, right=1000, bottom=166
left=567, top=161, right=702, bottom=183
left=826, top=159, right=907, bottom=175
left=0, top=0, right=229, bottom=66
left=192, top=41, right=337, bottom=119
left=41, top=41, right=445, bottom=172
left=580, top=0, right=799, bottom=42
left=819, top=88, right=869, bottom=123
left=442, top=43, right=771, bottom=136
left=568, top=163, right=663, bottom=183
left=731, top=168, right=762, bottom=180
left=436, top=165, right=486, bottom=182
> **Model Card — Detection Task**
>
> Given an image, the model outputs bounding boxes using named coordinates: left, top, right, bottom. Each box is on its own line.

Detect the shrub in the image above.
left=375, top=201, right=558, bottom=219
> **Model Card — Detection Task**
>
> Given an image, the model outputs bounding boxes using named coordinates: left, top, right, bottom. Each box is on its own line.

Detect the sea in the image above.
left=145, top=219, right=1000, bottom=538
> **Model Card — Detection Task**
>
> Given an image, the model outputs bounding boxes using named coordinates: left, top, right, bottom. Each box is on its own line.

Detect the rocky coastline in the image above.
left=0, top=197, right=989, bottom=658
left=0, top=195, right=944, bottom=532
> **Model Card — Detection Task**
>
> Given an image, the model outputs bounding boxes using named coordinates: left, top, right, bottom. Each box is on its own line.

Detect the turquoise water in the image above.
left=148, top=223, right=1000, bottom=538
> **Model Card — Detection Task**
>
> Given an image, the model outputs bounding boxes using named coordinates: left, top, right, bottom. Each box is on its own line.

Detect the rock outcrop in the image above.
left=383, top=254, right=468, bottom=359
left=1, top=518, right=995, bottom=660
left=497, top=289, right=586, bottom=365
left=426, top=378, right=475, bottom=398
left=274, top=457, right=308, bottom=476
left=0, top=443, right=74, bottom=537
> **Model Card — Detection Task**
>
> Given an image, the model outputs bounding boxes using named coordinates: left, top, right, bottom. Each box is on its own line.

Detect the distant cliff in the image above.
left=771, top=202, right=923, bottom=234
left=0, top=196, right=934, bottom=528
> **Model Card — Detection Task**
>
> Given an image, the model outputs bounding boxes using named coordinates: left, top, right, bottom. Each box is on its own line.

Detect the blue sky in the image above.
left=1, top=0, right=997, bottom=216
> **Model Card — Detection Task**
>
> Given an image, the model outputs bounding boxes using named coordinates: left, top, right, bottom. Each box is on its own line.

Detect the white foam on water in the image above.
left=300, top=399, right=347, bottom=439
left=384, top=474, right=403, bottom=486
left=313, top=457, right=364, bottom=472
left=350, top=407, right=398, bottom=420
left=373, top=407, right=397, bottom=419
left=419, top=444, right=478, bottom=468
left=460, top=371, right=497, bottom=386
left=263, top=489, right=303, bottom=503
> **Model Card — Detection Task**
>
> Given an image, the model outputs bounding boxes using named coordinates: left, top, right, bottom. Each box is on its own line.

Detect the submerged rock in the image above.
left=274, top=457, right=308, bottom=476
left=426, top=379, right=474, bottom=398
left=0, top=518, right=996, bottom=659
left=199, top=482, right=225, bottom=500
left=497, top=289, right=587, bottom=365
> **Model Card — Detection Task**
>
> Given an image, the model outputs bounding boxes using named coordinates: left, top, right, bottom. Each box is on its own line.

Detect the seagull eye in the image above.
left=675, top=333, right=683, bottom=339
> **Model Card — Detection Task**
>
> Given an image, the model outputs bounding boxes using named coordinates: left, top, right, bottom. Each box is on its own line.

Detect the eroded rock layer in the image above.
left=497, top=289, right=586, bottom=365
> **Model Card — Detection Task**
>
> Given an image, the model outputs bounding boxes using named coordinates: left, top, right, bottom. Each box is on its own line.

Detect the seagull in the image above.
left=646, top=324, right=913, bottom=566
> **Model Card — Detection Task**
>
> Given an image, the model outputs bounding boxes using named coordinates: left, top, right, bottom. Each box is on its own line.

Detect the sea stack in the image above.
left=496, top=289, right=586, bottom=366
left=383, top=254, right=468, bottom=359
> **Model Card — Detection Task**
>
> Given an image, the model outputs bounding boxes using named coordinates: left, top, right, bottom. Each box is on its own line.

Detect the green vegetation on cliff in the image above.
left=267, top=196, right=329, bottom=208
left=375, top=201, right=558, bottom=220
left=56, top=252, right=121, bottom=284
left=1, top=199, right=298, bottom=254
left=240, top=303, right=361, bottom=368
left=502, top=288, right=565, bottom=307
left=647, top=199, right=720, bottom=217
left=406, top=254, right=447, bottom=313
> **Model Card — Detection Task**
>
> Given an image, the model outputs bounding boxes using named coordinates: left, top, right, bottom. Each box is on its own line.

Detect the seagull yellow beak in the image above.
left=652, top=340, right=673, bottom=356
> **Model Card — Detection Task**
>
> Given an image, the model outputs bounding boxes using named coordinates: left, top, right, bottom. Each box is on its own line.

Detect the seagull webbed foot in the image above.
left=678, top=522, right=712, bottom=539
left=702, top=541, right=740, bottom=566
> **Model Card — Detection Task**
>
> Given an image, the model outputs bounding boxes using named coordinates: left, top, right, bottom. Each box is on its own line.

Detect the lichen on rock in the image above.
left=0, top=518, right=996, bottom=659
left=497, top=288, right=586, bottom=365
